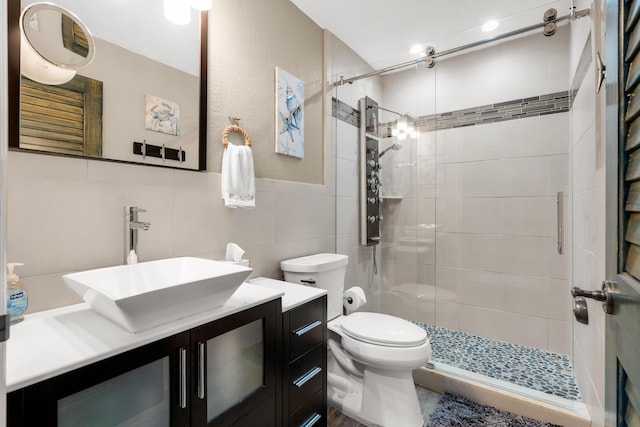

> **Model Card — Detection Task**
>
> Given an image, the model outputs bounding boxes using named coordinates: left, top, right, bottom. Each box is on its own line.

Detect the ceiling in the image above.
left=291, top=0, right=571, bottom=72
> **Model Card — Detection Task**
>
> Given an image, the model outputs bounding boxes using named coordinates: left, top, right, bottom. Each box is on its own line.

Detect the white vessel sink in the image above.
left=63, top=257, right=253, bottom=333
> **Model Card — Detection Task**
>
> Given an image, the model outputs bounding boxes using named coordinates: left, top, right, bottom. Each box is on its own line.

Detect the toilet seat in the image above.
left=341, top=332, right=431, bottom=370
left=330, top=313, right=432, bottom=370
left=340, top=312, right=427, bottom=347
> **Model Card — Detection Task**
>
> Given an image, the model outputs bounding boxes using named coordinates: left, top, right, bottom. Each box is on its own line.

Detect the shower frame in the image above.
left=333, top=8, right=590, bottom=87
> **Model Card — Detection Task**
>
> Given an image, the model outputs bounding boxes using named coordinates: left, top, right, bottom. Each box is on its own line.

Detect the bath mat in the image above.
left=426, top=393, right=561, bottom=427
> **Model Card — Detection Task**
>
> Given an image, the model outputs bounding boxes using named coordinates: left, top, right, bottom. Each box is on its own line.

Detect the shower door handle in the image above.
left=557, top=192, right=563, bottom=254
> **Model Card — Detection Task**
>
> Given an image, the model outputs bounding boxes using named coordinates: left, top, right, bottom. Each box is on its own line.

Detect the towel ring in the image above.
left=222, top=125, right=252, bottom=148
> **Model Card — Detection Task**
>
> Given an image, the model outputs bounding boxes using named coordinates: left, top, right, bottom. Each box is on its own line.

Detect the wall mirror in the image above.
left=8, top=0, right=208, bottom=170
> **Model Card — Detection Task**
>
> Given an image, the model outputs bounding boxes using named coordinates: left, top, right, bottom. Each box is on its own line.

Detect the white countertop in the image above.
left=250, top=277, right=326, bottom=312
left=6, top=283, right=283, bottom=392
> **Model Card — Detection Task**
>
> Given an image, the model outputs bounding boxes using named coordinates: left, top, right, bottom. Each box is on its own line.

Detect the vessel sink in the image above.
left=63, top=257, right=253, bottom=333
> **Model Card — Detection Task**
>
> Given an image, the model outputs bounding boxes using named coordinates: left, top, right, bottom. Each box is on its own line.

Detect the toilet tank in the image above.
left=281, top=253, right=348, bottom=320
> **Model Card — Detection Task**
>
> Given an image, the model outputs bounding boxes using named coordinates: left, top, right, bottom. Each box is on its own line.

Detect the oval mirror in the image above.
left=21, top=3, right=94, bottom=67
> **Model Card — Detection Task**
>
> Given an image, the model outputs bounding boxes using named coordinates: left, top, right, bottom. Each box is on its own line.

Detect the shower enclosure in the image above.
left=329, top=3, right=580, bottom=408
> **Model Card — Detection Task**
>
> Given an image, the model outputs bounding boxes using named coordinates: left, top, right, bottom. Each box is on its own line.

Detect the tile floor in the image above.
left=413, top=321, right=580, bottom=400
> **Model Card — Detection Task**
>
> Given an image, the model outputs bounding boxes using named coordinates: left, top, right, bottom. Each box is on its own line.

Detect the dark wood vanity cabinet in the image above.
left=7, top=299, right=281, bottom=427
left=282, top=296, right=327, bottom=427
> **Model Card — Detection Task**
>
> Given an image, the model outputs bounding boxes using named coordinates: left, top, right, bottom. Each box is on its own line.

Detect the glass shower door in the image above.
left=428, top=21, right=575, bottom=406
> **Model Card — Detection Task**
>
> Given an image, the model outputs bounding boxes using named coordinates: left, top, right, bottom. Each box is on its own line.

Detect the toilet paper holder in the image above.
left=343, top=287, right=367, bottom=315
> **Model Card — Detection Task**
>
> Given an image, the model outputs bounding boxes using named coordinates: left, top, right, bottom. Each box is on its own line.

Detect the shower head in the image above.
left=379, top=143, right=402, bottom=158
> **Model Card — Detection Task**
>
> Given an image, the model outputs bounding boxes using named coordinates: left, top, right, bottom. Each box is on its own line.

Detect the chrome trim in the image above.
left=293, top=366, right=322, bottom=388
left=293, top=320, right=322, bottom=337
left=300, top=413, right=322, bottom=427
left=179, top=348, right=187, bottom=409
left=197, top=342, right=205, bottom=400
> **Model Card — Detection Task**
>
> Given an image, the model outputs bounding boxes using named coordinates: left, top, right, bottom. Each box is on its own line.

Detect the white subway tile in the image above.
left=8, top=151, right=87, bottom=180
left=336, top=158, right=358, bottom=197
left=500, top=157, right=550, bottom=197
left=501, top=197, right=556, bottom=237
left=548, top=320, right=571, bottom=355
left=87, top=159, right=175, bottom=186
left=336, top=121, right=358, bottom=162
left=336, top=196, right=358, bottom=237
left=274, top=193, right=335, bottom=243
left=434, top=301, right=461, bottom=330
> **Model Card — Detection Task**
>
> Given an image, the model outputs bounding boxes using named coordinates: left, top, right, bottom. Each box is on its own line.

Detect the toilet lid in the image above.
left=340, top=312, right=427, bottom=347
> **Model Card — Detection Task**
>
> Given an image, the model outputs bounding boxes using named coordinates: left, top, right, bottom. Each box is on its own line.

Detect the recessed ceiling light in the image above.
left=481, top=20, right=499, bottom=32
left=164, top=0, right=191, bottom=25
left=189, top=0, right=212, bottom=11
left=410, top=44, right=424, bottom=55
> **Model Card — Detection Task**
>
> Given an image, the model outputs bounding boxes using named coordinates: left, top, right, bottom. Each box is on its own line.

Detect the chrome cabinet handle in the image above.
left=300, top=413, right=322, bottom=427
left=293, top=366, right=322, bottom=388
left=197, top=342, right=205, bottom=399
left=179, top=348, right=187, bottom=409
left=293, top=320, right=322, bottom=336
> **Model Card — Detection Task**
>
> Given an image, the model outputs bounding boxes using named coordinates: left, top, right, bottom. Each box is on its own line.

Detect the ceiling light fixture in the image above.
left=410, top=44, right=425, bottom=56
left=189, top=0, right=212, bottom=11
left=164, top=0, right=191, bottom=25
left=481, top=20, right=499, bottom=32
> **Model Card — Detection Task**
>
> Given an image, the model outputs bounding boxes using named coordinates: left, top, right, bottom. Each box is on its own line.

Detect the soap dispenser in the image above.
left=7, top=263, right=28, bottom=324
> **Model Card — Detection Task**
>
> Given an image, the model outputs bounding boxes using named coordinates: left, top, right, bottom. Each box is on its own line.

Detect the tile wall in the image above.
left=7, top=151, right=336, bottom=313
left=570, top=0, right=606, bottom=424
left=333, top=27, right=573, bottom=354
left=328, top=33, right=384, bottom=313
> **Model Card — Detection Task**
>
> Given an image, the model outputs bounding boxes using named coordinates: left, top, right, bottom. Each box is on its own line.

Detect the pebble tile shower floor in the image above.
left=412, top=321, right=581, bottom=401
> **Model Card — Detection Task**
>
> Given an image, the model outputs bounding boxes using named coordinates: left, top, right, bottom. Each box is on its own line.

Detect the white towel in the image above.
left=221, top=143, right=255, bottom=208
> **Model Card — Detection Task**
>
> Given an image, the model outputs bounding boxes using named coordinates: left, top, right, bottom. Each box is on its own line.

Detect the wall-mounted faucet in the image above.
left=125, top=206, right=150, bottom=264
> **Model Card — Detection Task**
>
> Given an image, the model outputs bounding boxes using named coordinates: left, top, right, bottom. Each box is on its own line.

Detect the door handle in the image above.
left=293, top=320, right=322, bottom=337
left=571, top=280, right=616, bottom=314
left=293, top=366, right=322, bottom=388
left=197, top=342, right=205, bottom=399
left=179, top=347, right=187, bottom=409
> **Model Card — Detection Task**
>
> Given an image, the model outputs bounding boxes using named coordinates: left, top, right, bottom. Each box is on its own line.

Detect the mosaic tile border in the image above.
left=332, top=91, right=570, bottom=133
left=416, top=91, right=570, bottom=132
left=411, top=321, right=581, bottom=401
left=332, top=97, right=360, bottom=127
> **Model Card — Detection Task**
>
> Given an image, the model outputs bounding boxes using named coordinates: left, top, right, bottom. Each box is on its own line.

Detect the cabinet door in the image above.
left=190, top=300, right=281, bottom=427
left=7, top=332, right=191, bottom=427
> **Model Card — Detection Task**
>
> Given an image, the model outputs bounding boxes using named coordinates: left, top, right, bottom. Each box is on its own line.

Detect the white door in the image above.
left=604, top=0, right=640, bottom=425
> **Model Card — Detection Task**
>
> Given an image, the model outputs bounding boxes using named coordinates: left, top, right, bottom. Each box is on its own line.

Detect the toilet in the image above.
left=281, top=253, right=431, bottom=427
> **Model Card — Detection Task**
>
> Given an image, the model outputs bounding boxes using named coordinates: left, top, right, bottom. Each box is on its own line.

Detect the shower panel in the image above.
left=359, top=96, right=382, bottom=246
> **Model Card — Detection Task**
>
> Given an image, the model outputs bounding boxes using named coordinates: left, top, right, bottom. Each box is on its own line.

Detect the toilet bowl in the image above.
left=281, top=253, right=431, bottom=427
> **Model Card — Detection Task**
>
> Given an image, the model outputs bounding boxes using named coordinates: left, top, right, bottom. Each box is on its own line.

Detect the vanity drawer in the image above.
left=289, top=344, right=325, bottom=411
left=289, top=297, right=325, bottom=360
left=289, top=388, right=325, bottom=427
